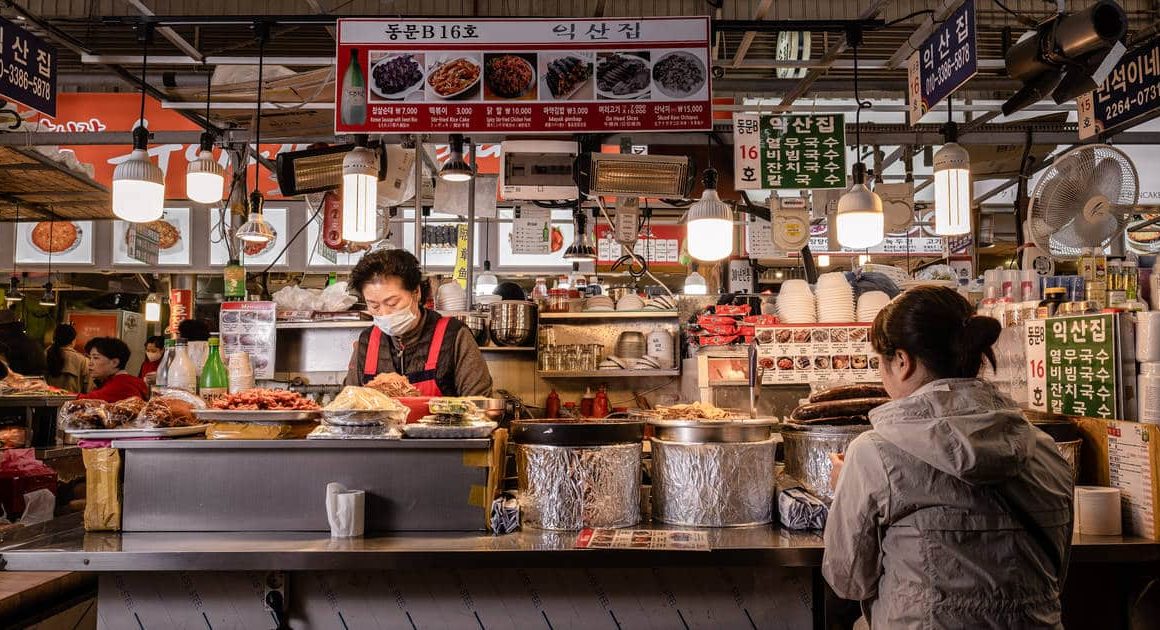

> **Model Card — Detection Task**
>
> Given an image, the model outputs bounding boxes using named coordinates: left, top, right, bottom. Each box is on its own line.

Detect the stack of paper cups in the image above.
left=1074, top=486, right=1122, bottom=536
left=227, top=352, right=255, bottom=394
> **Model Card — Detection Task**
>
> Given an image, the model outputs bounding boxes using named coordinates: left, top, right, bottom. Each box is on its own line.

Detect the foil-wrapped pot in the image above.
left=781, top=423, right=871, bottom=501
left=516, top=443, right=641, bottom=530
left=651, top=438, right=776, bottom=526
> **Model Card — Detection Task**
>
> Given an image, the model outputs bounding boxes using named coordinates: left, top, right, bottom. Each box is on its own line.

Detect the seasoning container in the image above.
left=781, top=422, right=872, bottom=501
left=580, top=387, right=595, bottom=417
left=592, top=385, right=610, bottom=418
left=1037, top=287, right=1068, bottom=318
left=649, top=419, right=777, bottom=527
left=545, top=389, right=560, bottom=419
left=1139, top=363, right=1160, bottom=425
left=512, top=420, right=644, bottom=530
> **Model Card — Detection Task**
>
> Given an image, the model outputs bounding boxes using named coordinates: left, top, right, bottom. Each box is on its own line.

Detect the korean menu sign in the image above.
left=0, top=16, right=56, bottom=117
left=754, top=324, right=880, bottom=385
left=595, top=223, right=684, bottom=272
left=733, top=114, right=847, bottom=190
left=1077, top=39, right=1159, bottom=140
left=906, top=0, right=977, bottom=125
left=220, top=302, right=277, bottom=380
left=334, top=17, right=711, bottom=134
left=1025, top=314, right=1119, bottom=419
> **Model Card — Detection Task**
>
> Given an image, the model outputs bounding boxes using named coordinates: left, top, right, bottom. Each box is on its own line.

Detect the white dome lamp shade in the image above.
left=836, top=163, right=885, bottom=250
left=439, top=134, right=474, bottom=182
left=684, top=268, right=708, bottom=295
left=475, top=261, right=498, bottom=295
left=933, top=140, right=972, bottom=236
left=342, top=144, right=379, bottom=243
left=686, top=168, right=734, bottom=262
left=113, top=127, right=166, bottom=223
left=186, top=133, right=225, bottom=204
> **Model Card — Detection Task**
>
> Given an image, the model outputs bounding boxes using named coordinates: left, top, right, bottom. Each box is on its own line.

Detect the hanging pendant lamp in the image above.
left=835, top=32, right=884, bottom=250
left=685, top=169, right=734, bottom=262
left=933, top=99, right=972, bottom=236
left=341, top=142, right=379, bottom=243
left=563, top=208, right=597, bottom=260
left=439, top=134, right=474, bottom=182
left=112, top=29, right=165, bottom=223
left=235, top=25, right=274, bottom=245
left=186, top=69, right=225, bottom=204
left=5, top=205, right=23, bottom=305
left=683, top=268, right=708, bottom=295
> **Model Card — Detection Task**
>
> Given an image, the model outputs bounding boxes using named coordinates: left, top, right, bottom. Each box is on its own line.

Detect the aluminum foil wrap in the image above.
left=782, top=426, right=870, bottom=501
left=651, top=438, right=776, bottom=527
left=516, top=443, right=641, bottom=530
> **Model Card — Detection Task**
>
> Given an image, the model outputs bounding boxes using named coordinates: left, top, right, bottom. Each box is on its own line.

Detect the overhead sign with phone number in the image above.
left=0, top=16, right=56, bottom=117
left=334, top=17, right=711, bottom=135
left=1077, top=39, right=1160, bottom=140
left=733, top=113, right=847, bottom=190
left=907, top=0, right=977, bottom=125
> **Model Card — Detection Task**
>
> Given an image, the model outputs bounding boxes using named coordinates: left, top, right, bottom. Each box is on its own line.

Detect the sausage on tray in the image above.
left=790, top=397, right=891, bottom=421
left=808, top=384, right=888, bottom=403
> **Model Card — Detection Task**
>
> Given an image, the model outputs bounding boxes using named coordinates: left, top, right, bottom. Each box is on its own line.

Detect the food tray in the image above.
left=191, top=409, right=322, bottom=423
left=402, top=421, right=497, bottom=439
left=65, top=424, right=210, bottom=439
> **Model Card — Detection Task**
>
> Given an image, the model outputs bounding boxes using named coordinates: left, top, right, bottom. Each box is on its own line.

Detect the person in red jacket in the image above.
left=77, top=337, right=149, bottom=403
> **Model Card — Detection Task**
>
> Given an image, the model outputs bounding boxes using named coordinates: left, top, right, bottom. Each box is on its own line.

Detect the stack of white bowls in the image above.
left=585, top=295, right=615, bottom=312
left=777, top=279, right=816, bottom=324
left=856, top=291, right=892, bottom=323
left=435, top=281, right=468, bottom=313
left=816, top=272, right=855, bottom=323
left=616, top=293, right=645, bottom=311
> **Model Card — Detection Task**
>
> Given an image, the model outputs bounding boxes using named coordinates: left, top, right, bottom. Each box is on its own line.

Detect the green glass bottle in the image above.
left=199, top=334, right=229, bottom=404
left=327, top=271, right=338, bottom=287
left=224, top=258, right=246, bottom=301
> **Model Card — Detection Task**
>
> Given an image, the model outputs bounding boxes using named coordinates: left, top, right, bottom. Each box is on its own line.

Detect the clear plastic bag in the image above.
left=324, top=386, right=406, bottom=412
left=132, top=397, right=198, bottom=428
left=58, top=399, right=110, bottom=430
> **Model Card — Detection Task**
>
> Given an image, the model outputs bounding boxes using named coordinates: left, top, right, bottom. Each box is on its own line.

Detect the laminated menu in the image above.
left=575, top=528, right=709, bottom=551
left=754, top=324, right=880, bottom=385
left=219, top=301, right=277, bottom=380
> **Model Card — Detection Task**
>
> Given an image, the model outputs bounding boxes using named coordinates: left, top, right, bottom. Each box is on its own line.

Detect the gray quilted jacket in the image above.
left=822, top=378, right=1074, bottom=629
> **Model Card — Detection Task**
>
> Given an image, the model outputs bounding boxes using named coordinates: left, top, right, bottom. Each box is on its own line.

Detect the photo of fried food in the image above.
left=427, top=57, right=480, bottom=97
left=30, top=221, right=79, bottom=254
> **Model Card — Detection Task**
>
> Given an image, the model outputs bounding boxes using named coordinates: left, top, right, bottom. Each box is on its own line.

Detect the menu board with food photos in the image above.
left=15, top=220, right=93, bottom=264
left=754, top=324, right=880, bottom=385
left=335, top=17, right=711, bottom=134
left=113, top=208, right=192, bottom=266
left=220, top=301, right=277, bottom=380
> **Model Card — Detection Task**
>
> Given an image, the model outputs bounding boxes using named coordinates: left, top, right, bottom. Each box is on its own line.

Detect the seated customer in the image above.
left=44, top=324, right=88, bottom=393
left=77, top=337, right=149, bottom=403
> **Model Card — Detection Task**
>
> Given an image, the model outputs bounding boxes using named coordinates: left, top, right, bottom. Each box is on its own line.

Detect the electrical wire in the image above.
left=884, top=10, right=938, bottom=28
left=590, top=194, right=675, bottom=298
left=252, top=29, right=265, bottom=196
left=993, top=0, right=1040, bottom=28
left=251, top=192, right=326, bottom=277
left=852, top=38, right=871, bottom=155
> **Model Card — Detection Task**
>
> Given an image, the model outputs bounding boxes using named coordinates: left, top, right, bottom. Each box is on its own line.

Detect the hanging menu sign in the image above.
left=906, top=0, right=977, bottom=125
left=1024, top=314, right=1120, bottom=419
left=1077, top=39, right=1159, bottom=140
left=733, top=113, right=847, bottom=190
left=0, top=16, right=56, bottom=117
left=511, top=207, right=552, bottom=255
left=334, top=17, right=711, bottom=134
left=594, top=223, right=684, bottom=271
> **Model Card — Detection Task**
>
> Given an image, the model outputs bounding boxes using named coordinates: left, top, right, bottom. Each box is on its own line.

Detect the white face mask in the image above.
left=373, top=308, right=419, bottom=337
left=146, top=350, right=163, bottom=362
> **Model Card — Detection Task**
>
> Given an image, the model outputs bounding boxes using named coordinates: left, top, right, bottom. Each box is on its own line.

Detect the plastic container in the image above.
left=1139, top=363, right=1160, bottom=424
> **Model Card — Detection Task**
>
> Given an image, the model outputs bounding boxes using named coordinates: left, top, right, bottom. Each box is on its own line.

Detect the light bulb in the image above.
left=858, top=254, right=871, bottom=265
left=685, top=169, right=734, bottom=262
left=342, top=146, right=379, bottom=243
left=112, top=148, right=165, bottom=223
left=186, top=148, right=225, bottom=204
left=933, top=141, right=972, bottom=236
left=817, top=254, right=831, bottom=267
left=144, top=293, right=162, bottom=322
left=683, top=270, right=708, bottom=295
left=835, top=163, right=884, bottom=249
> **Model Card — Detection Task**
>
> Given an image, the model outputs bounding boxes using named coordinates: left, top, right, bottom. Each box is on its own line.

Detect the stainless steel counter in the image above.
left=2, top=515, right=1158, bottom=573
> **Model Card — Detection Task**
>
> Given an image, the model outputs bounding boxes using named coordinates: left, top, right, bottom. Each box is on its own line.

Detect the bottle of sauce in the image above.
left=545, top=389, right=560, bottom=419
left=166, top=339, right=198, bottom=394
left=154, top=337, right=175, bottom=389
left=580, top=387, right=595, bottom=417
left=198, top=334, right=229, bottom=404
left=593, top=385, right=610, bottom=418
left=223, top=259, right=246, bottom=301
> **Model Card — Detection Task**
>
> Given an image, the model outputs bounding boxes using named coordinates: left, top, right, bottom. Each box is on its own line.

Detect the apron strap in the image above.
left=363, top=326, right=383, bottom=376
left=424, top=316, right=450, bottom=372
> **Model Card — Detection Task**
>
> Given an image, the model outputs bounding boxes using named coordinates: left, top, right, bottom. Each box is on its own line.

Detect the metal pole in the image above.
left=413, top=142, right=423, bottom=266
left=465, top=138, right=476, bottom=311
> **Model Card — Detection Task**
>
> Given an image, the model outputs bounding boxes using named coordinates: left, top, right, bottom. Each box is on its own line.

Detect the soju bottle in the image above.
left=198, top=334, right=229, bottom=404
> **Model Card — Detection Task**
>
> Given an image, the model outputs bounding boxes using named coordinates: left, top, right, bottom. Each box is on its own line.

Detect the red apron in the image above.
left=362, top=317, right=451, bottom=396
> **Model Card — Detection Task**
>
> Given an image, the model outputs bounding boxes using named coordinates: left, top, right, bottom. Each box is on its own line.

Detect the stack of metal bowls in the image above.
left=489, top=300, right=537, bottom=347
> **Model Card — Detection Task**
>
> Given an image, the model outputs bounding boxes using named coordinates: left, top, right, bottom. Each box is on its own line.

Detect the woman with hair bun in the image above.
left=823, top=286, right=1074, bottom=629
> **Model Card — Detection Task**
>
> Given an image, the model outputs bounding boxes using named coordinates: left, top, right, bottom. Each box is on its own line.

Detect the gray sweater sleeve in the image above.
left=452, top=327, right=493, bottom=396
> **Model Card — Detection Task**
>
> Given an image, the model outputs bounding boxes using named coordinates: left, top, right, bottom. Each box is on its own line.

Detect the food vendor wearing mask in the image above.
left=345, top=249, right=493, bottom=396
left=78, top=337, right=150, bottom=403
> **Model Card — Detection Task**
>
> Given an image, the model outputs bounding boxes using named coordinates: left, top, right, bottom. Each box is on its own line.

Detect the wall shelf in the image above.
left=539, top=311, right=679, bottom=321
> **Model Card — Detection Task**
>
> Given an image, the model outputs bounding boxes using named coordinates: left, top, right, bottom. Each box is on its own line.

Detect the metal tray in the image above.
left=191, top=409, right=322, bottom=423
left=65, top=424, right=210, bottom=439
left=649, top=419, right=777, bottom=443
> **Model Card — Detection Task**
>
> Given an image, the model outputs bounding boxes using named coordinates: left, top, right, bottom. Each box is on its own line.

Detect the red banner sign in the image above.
left=335, top=17, right=712, bottom=134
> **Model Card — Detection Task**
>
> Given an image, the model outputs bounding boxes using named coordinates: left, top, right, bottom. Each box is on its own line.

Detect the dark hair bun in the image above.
left=871, top=286, right=1002, bottom=379
left=955, top=315, right=1002, bottom=377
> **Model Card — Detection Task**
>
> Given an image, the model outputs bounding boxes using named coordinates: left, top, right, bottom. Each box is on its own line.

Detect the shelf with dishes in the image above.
left=537, top=369, right=681, bottom=378
left=539, top=310, right=679, bottom=321
left=479, top=346, right=536, bottom=352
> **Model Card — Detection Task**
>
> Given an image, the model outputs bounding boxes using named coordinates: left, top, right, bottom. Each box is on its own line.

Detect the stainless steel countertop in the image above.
left=111, top=438, right=492, bottom=450
left=1, top=515, right=1157, bottom=573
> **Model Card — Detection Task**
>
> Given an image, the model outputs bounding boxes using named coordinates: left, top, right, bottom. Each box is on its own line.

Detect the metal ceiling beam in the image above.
left=776, top=0, right=896, bottom=109
left=302, top=0, right=336, bottom=40
left=884, top=0, right=963, bottom=70
left=717, top=58, right=1006, bottom=70
left=711, top=19, right=886, bottom=32
left=728, top=0, right=773, bottom=69
left=80, top=53, right=336, bottom=66
left=716, top=77, right=1021, bottom=95
left=123, top=0, right=205, bottom=62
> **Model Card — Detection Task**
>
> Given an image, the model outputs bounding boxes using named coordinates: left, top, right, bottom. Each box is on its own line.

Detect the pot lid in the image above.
left=512, top=419, right=643, bottom=446
left=649, top=419, right=777, bottom=443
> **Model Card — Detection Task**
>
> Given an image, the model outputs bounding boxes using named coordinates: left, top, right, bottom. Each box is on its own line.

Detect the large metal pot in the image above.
left=489, top=300, right=537, bottom=347
left=781, top=423, right=871, bottom=501
left=454, top=313, right=489, bottom=347
left=650, top=420, right=777, bottom=527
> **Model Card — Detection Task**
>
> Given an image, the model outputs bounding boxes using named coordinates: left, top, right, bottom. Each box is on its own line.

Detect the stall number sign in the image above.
left=733, top=113, right=847, bottom=190
left=335, top=17, right=711, bottom=134
left=907, top=0, right=977, bottom=125
left=0, top=17, right=55, bottom=117
left=1025, top=314, right=1118, bottom=419
left=1077, top=40, right=1160, bottom=140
